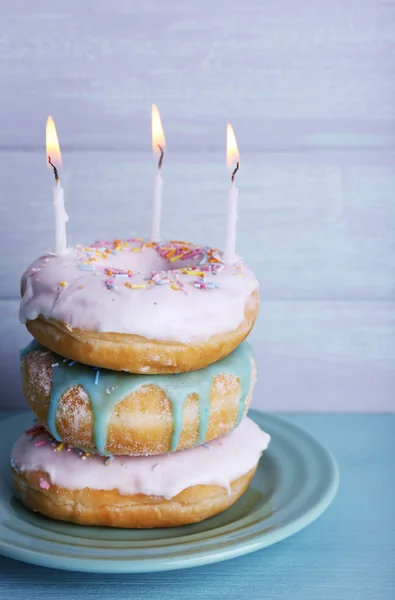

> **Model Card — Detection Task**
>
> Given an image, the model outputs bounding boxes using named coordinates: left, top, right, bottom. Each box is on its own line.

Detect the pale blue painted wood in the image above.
left=1, top=298, right=394, bottom=411
left=0, top=0, right=394, bottom=150
left=0, top=412, right=394, bottom=599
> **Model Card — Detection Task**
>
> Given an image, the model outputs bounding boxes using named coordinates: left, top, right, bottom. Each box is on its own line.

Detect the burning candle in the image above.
left=224, top=123, right=240, bottom=264
left=46, top=116, right=68, bottom=254
left=151, top=105, right=166, bottom=242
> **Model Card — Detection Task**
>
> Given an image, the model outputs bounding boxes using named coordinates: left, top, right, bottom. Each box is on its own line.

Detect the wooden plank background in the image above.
left=0, top=0, right=394, bottom=410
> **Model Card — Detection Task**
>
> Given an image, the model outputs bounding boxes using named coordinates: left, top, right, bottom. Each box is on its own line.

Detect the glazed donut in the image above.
left=21, top=340, right=256, bottom=456
left=11, top=417, right=270, bottom=528
left=20, top=239, right=259, bottom=373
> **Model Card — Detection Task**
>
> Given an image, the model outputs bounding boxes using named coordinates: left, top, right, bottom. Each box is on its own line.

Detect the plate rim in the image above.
left=0, top=410, right=339, bottom=573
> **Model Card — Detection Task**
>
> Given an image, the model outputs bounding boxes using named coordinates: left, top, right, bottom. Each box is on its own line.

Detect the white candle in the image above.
left=151, top=171, right=163, bottom=242
left=53, top=181, right=68, bottom=254
left=46, top=116, right=68, bottom=254
left=224, top=181, right=238, bottom=263
left=151, top=105, right=166, bottom=242
left=224, top=123, right=240, bottom=264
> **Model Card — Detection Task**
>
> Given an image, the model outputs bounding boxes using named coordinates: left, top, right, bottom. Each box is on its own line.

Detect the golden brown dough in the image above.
left=25, top=290, right=259, bottom=373
left=12, top=467, right=257, bottom=528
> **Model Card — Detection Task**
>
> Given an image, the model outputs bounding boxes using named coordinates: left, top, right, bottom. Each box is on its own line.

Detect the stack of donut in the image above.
left=11, top=238, right=270, bottom=528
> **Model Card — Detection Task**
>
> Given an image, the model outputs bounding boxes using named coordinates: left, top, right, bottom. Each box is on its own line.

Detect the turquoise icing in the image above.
left=21, top=341, right=254, bottom=456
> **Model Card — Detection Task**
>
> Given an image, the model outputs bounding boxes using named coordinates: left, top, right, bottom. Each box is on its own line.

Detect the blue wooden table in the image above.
left=0, top=413, right=393, bottom=600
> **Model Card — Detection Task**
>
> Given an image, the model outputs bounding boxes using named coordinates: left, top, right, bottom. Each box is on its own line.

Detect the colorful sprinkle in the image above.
left=182, top=269, right=205, bottom=277
left=30, top=429, right=46, bottom=439
left=78, top=263, right=95, bottom=272
left=105, top=280, right=117, bottom=291
left=56, top=442, right=64, bottom=452
left=51, top=363, right=59, bottom=368
left=59, top=241, right=235, bottom=305
left=68, top=361, right=76, bottom=367
left=105, top=457, right=113, bottom=466
left=39, top=479, right=50, bottom=490
left=194, top=281, right=207, bottom=289
left=25, top=425, right=44, bottom=435
left=94, top=370, right=100, bottom=385
left=169, top=254, right=184, bottom=263
left=34, top=440, right=46, bottom=448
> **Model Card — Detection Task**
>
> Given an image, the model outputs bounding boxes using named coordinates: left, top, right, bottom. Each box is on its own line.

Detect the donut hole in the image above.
left=102, top=250, right=190, bottom=277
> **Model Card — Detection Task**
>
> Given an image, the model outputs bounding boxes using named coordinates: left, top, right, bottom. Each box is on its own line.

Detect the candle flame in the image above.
left=226, top=123, right=239, bottom=169
left=46, top=116, right=62, bottom=167
left=152, top=105, right=166, bottom=158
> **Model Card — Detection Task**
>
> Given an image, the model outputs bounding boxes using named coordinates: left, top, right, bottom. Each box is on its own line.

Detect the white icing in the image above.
left=11, top=417, right=270, bottom=499
left=19, top=240, right=258, bottom=343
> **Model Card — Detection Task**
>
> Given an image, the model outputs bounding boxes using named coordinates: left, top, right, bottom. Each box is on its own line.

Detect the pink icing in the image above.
left=11, top=417, right=270, bottom=499
left=19, top=240, right=258, bottom=343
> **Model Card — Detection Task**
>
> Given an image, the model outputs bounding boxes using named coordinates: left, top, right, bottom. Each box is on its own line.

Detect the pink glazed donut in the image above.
left=20, top=238, right=259, bottom=373
left=11, top=417, right=270, bottom=528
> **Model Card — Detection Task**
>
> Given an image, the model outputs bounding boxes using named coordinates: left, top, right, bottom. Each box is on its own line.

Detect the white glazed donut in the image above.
left=20, top=238, right=259, bottom=373
left=11, top=417, right=270, bottom=528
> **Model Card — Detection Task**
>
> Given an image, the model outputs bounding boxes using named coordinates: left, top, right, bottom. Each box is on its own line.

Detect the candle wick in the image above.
left=48, top=156, right=60, bottom=183
left=231, top=162, right=239, bottom=183
left=157, top=145, right=164, bottom=170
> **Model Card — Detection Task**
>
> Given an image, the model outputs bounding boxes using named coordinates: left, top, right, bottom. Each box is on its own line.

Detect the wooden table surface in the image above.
left=0, top=412, right=393, bottom=599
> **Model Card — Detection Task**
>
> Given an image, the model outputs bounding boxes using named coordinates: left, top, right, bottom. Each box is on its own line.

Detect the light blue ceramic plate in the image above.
left=0, top=410, right=338, bottom=573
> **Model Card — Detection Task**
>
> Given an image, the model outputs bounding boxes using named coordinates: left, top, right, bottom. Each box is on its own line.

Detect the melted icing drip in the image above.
left=22, top=341, right=253, bottom=456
